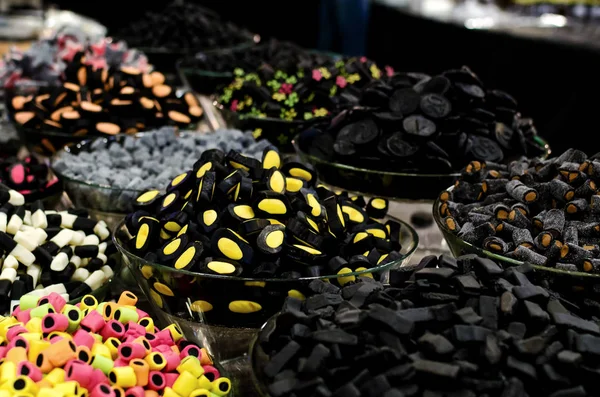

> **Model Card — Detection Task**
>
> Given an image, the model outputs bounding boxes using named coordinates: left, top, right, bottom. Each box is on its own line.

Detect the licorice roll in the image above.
left=549, top=179, right=575, bottom=202
left=565, top=198, right=588, bottom=215
left=506, top=180, right=538, bottom=204
left=511, top=245, right=547, bottom=266
left=256, top=225, right=285, bottom=255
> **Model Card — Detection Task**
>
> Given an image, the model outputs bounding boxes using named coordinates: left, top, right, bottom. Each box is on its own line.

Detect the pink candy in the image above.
left=100, top=320, right=125, bottom=340
left=14, top=308, right=30, bottom=323
left=202, top=365, right=220, bottom=381
left=125, top=386, right=144, bottom=397
left=73, top=329, right=96, bottom=349
left=164, top=373, right=178, bottom=388
left=163, top=352, right=181, bottom=372
left=147, top=371, right=166, bottom=391
left=136, top=309, right=149, bottom=319
left=90, top=384, right=116, bottom=397
left=17, top=362, right=42, bottom=382
left=7, top=335, right=29, bottom=350
left=118, top=342, right=146, bottom=361
left=46, top=292, right=67, bottom=312
left=125, top=322, right=146, bottom=338
left=80, top=310, right=105, bottom=333
left=6, top=325, right=27, bottom=340
left=42, top=313, right=70, bottom=333
left=180, top=344, right=201, bottom=359
left=65, top=360, right=94, bottom=389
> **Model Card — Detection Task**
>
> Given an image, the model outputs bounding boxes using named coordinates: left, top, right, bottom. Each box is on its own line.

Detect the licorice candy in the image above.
left=440, top=148, right=600, bottom=273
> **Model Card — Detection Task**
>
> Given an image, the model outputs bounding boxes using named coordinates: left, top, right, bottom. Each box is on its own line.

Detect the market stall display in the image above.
left=217, top=57, right=391, bottom=150
left=3, top=290, right=232, bottom=397
left=52, top=127, right=273, bottom=215
left=114, top=146, right=418, bottom=328
left=252, top=253, right=600, bottom=397
left=435, top=148, right=600, bottom=275
left=0, top=188, right=118, bottom=314
left=295, top=66, right=550, bottom=199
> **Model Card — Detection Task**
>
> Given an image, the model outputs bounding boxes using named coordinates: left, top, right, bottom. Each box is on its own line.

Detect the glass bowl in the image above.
left=294, top=134, right=551, bottom=201
left=113, top=216, right=419, bottom=329
left=433, top=186, right=600, bottom=301
left=218, top=105, right=330, bottom=153
left=51, top=131, right=187, bottom=217
left=123, top=37, right=260, bottom=75
left=177, top=46, right=341, bottom=96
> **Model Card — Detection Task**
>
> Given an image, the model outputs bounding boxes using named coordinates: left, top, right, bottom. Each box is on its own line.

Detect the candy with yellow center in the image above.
left=173, top=242, right=203, bottom=271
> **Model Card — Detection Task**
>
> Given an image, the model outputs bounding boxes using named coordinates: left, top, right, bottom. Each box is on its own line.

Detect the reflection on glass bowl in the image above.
left=113, top=216, right=418, bottom=330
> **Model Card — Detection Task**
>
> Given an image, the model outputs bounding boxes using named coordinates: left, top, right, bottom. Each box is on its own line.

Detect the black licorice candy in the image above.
left=259, top=254, right=600, bottom=396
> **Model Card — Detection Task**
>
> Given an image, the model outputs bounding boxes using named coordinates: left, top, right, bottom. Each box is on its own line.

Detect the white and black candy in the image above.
left=0, top=189, right=116, bottom=313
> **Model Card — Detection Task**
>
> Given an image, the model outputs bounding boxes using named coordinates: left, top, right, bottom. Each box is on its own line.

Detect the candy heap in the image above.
left=0, top=33, right=149, bottom=88
left=218, top=57, right=390, bottom=122
left=124, top=146, right=403, bottom=280
left=302, top=66, right=545, bottom=173
left=1, top=156, right=61, bottom=202
left=1, top=291, right=231, bottom=397
left=52, top=128, right=276, bottom=214
left=0, top=189, right=115, bottom=314
left=439, top=148, right=600, bottom=273
left=9, top=64, right=203, bottom=136
left=115, top=2, right=255, bottom=51
left=258, top=254, right=600, bottom=396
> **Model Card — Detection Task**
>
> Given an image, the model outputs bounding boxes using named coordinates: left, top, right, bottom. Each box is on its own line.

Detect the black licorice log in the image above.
left=439, top=148, right=600, bottom=273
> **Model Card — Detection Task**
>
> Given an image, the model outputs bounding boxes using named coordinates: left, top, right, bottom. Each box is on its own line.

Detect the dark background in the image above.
left=49, top=0, right=600, bottom=154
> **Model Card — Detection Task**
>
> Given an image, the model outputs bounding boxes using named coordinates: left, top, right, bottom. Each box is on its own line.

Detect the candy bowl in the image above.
left=294, top=128, right=552, bottom=201
left=433, top=186, right=600, bottom=305
left=113, top=216, right=418, bottom=358
left=51, top=128, right=276, bottom=222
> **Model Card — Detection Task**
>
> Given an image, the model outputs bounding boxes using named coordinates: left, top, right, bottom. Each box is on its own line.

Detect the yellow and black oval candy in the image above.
left=133, top=218, right=160, bottom=255
left=217, top=170, right=244, bottom=198
left=253, top=191, right=291, bottom=218
left=285, top=177, right=304, bottom=193
left=134, top=190, right=162, bottom=211
left=210, top=228, right=254, bottom=264
left=200, top=258, right=243, bottom=276
left=297, top=212, right=320, bottom=233
left=286, top=243, right=325, bottom=264
left=159, top=191, right=181, bottom=215
left=197, top=207, right=220, bottom=234
left=262, top=147, right=281, bottom=170
left=323, top=196, right=346, bottom=236
left=158, top=235, right=189, bottom=263
left=256, top=224, right=286, bottom=255
left=226, top=204, right=255, bottom=222
left=167, top=171, right=193, bottom=193
left=282, top=162, right=315, bottom=183
left=264, top=167, right=286, bottom=194
left=194, top=160, right=214, bottom=180
left=341, top=202, right=367, bottom=225
left=366, top=197, right=389, bottom=219
left=172, top=242, right=204, bottom=271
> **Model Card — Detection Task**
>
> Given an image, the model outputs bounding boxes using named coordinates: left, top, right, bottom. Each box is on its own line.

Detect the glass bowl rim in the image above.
left=214, top=101, right=331, bottom=125
left=293, top=134, right=551, bottom=179
left=119, top=35, right=261, bottom=55
left=50, top=130, right=201, bottom=194
left=433, top=185, right=600, bottom=279
left=113, top=215, right=419, bottom=283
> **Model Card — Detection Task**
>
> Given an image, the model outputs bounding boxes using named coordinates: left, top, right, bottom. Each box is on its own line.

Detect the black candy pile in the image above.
left=439, top=148, right=600, bottom=273
left=116, top=2, right=256, bottom=50
left=257, top=254, right=600, bottom=397
left=183, top=39, right=339, bottom=76
left=123, top=146, right=405, bottom=280
left=303, top=66, right=546, bottom=173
